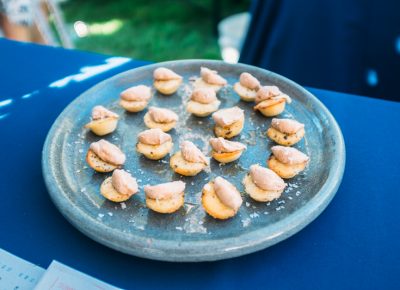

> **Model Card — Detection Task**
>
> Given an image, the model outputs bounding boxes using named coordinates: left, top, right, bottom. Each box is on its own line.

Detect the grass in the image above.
left=62, top=0, right=250, bottom=61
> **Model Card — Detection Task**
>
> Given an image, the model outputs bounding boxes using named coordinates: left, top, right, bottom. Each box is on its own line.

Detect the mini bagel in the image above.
left=233, top=82, right=258, bottom=102
left=120, top=99, right=148, bottom=113
left=267, top=127, right=305, bottom=146
left=86, top=149, right=119, bottom=173
left=193, top=78, right=224, bottom=92
left=242, top=174, right=283, bottom=202
left=100, top=177, right=132, bottom=202
left=120, top=85, right=151, bottom=112
left=214, top=119, right=244, bottom=139
left=146, top=191, right=185, bottom=214
left=154, top=79, right=182, bottom=95
left=267, top=155, right=308, bottom=179
left=201, top=182, right=237, bottom=220
left=254, top=98, right=286, bottom=117
left=84, top=106, right=119, bottom=136
left=170, top=151, right=207, bottom=176
left=153, top=67, right=182, bottom=95
left=144, top=112, right=177, bottom=132
left=186, top=99, right=221, bottom=117
left=211, top=150, right=243, bottom=163
left=85, top=117, right=118, bottom=136
left=136, top=140, right=173, bottom=160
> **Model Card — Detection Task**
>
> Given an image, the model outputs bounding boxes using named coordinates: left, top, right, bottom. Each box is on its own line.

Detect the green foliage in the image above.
left=62, top=0, right=249, bottom=61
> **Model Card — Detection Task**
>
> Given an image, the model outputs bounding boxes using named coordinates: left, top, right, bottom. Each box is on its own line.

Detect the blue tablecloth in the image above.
left=0, top=39, right=399, bottom=289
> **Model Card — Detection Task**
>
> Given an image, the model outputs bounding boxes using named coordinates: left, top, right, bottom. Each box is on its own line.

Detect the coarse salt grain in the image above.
left=241, top=218, right=251, bottom=227
left=250, top=212, right=259, bottom=218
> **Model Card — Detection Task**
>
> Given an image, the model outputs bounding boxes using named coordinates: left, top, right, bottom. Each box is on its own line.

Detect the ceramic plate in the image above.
left=42, top=60, right=345, bottom=262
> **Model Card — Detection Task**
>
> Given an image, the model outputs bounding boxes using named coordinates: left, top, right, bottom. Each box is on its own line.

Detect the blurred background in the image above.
left=1, top=0, right=399, bottom=101
left=63, top=0, right=250, bottom=62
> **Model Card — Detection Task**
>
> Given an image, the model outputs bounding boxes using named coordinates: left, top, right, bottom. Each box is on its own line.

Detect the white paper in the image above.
left=34, top=260, right=122, bottom=290
left=0, top=248, right=45, bottom=290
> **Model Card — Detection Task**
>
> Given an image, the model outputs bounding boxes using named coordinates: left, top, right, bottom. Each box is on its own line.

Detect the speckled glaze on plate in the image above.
left=42, top=60, right=345, bottom=262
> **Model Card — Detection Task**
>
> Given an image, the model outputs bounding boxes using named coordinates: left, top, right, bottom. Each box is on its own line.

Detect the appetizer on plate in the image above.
left=254, top=86, right=292, bottom=117
left=268, top=145, right=310, bottom=178
left=84, top=105, right=119, bottom=136
left=80, top=62, right=311, bottom=222
left=194, top=67, right=227, bottom=92
left=153, top=67, right=183, bottom=95
left=267, top=118, right=305, bottom=146
left=202, top=177, right=242, bottom=220
left=209, top=137, right=246, bottom=163
left=86, top=139, right=126, bottom=172
left=186, top=88, right=221, bottom=117
left=233, top=72, right=260, bottom=102
left=170, top=141, right=209, bottom=176
left=100, top=169, right=138, bottom=202
left=243, top=164, right=287, bottom=202
left=144, top=181, right=186, bottom=214
left=212, top=106, right=245, bottom=139
left=144, top=106, right=179, bottom=132
left=136, top=128, right=173, bottom=160
left=120, top=85, right=152, bottom=112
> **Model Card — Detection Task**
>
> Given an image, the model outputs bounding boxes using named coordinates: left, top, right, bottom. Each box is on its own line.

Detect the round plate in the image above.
left=42, top=60, right=345, bottom=262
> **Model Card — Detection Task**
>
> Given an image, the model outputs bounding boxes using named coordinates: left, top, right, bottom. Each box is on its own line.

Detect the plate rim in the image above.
left=42, top=59, right=346, bottom=262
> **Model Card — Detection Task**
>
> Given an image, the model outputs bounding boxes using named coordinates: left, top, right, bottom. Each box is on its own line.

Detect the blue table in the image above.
left=0, top=39, right=399, bottom=289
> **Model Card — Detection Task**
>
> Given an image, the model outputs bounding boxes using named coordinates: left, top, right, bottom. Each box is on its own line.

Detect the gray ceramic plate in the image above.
left=42, top=60, right=345, bottom=262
